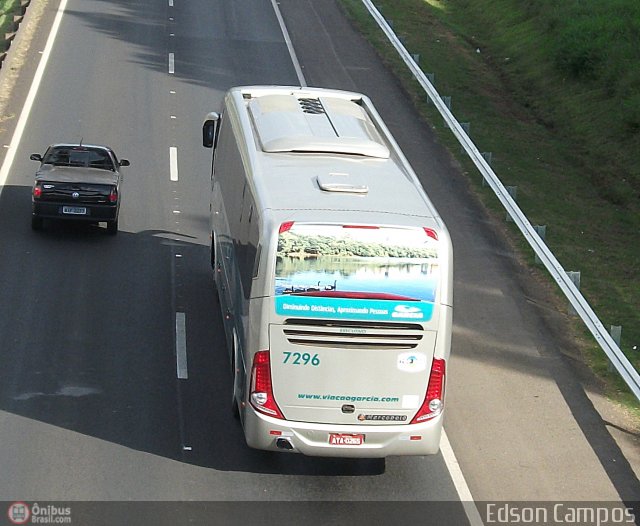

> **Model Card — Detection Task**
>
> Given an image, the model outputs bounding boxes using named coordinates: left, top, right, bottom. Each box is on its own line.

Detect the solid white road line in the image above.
left=168, top=53, right=175, bottom=74
left=269, top=0, right=306, bottom=87
left=0, top=0, right=69, bottom=195
left=170, top=146, right=178, bottom=181
left=440, top=429, right=485, bottom=525
left=176, top=312, right=188, bottom=379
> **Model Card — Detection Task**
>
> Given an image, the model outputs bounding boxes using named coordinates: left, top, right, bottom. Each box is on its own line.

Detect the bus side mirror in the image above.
left=203, top=112, right=220, bottom=148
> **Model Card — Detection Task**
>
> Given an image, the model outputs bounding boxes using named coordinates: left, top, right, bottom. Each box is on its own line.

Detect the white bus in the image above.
left=202, top=86, right=453, bottom=457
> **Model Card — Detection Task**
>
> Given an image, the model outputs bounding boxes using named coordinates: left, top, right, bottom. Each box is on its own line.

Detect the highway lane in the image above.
left=0, top=0, right=473, bottom=518
left=276, top=0, right=640, bottom=506
left=0, top=0, right=190, bottom=494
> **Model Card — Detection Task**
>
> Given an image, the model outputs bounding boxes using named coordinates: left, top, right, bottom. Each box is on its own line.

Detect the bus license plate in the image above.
left=329, top=433, right=364, bottom=446
left=62, top=206, right=87, bottom=215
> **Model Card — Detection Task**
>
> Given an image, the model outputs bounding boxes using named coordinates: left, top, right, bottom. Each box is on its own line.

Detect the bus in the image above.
left=202, top=86, right=453, bottom=457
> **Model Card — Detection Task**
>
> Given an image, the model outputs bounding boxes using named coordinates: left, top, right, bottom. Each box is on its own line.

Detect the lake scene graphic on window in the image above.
left=274, top=223, right=439, bottom=321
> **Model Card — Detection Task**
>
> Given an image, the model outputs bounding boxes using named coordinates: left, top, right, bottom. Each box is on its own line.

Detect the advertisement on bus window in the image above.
left=274, top=223, right=439, bottom=322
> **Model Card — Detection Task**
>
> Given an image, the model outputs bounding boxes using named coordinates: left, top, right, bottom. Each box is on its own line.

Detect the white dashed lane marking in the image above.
left=175, top=312, right=188, bottom=379
left=170, top=146, right=178, bottom=181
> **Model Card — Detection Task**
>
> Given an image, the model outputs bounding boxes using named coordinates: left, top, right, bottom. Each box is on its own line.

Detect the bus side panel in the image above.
left=211, top=181, right=233, bottom=357
left=211, top=110, right=247, bottom=364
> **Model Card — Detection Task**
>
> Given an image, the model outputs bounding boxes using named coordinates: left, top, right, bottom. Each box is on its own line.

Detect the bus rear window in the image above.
left=274, top=223, right=440, bottom=322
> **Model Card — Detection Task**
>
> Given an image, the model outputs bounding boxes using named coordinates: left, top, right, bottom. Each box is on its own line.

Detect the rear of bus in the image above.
left=243, top=220, right=452, bottom=457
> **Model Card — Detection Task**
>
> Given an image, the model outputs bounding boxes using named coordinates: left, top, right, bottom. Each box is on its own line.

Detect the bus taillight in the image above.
left=250, top=351, right=284, bottom=419
left=410, top=358, right=445, bottom=424
left=423, top=227, right=438, bottom=241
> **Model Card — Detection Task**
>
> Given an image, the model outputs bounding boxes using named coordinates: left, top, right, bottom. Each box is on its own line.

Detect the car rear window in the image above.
left=44, top=147, right=115, bottom=171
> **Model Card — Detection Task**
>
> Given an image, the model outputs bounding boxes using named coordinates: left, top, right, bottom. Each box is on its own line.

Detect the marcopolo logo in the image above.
left=357, top=414, right=407, bottom=422
left=7, top=502, right=72, bottom=524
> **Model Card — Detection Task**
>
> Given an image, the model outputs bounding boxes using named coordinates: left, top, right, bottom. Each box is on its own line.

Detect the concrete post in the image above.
left=609, top=326, right=622, bottom=373
left=567, top=271, right=581, bottom=315
left=533, top=225, right=547, bottom=264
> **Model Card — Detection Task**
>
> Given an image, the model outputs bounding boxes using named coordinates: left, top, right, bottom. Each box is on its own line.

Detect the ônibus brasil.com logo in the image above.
left=7, top=502, right=30, bottom=525
left=7, top=502, right=72, bottom=524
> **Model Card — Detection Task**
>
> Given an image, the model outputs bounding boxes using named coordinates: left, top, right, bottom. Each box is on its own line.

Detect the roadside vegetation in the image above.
left=0, top=0, right=20, bottom=54
left=338, top=0, right=640, bottom=413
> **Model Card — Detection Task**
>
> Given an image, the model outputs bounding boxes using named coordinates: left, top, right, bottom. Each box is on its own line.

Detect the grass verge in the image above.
left=337, top=0, right=640, bottom=417
left=0, top=0, right=20, bottom=53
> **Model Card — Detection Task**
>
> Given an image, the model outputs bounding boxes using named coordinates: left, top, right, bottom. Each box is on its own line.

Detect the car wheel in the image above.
left=31, top=216, right=43, bottom=230
left=106, top=219, right=118, bottom=235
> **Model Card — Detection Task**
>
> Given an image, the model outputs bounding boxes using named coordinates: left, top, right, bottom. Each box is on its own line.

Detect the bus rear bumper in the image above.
left=243, top=408, right=443, bottom=458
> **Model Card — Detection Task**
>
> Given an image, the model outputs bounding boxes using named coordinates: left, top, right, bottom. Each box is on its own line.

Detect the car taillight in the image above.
left=249, top=351, right=284, bottom=419
left=109, top=187, right=118, bottom=203
left=33, top=183, right=42, bottom=199
left=410, top=358, right=445, bottom=424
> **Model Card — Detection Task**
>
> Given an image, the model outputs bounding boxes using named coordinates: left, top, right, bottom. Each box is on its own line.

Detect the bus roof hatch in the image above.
left=248, top=94, right=390, bottom=159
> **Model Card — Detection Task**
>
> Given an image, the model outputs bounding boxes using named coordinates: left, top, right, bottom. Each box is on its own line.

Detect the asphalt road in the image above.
left=0, top=0, right=637, bottom=524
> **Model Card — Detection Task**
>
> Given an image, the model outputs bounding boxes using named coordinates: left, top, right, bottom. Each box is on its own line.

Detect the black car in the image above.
left=30, top=144, right=130, bottom=234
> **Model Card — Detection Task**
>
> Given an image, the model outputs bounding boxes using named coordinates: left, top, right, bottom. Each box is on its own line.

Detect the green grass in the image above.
left=0, top=0, right=20, bottom=53
left=337, top=0, right=640, bottom=413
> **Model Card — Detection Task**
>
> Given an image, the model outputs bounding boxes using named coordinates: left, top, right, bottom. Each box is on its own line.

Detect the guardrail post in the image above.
left=425, top=74, right=435, bottom=104
left=533, top=225, right=547, bottom=264
left=505, top=186, right=517, bottom=221
left=609, top=326, right=622, bottom=373
left=566, top=271, right=581, bottom=315
left=442, top=96, right=451, bottom=127
left=411, top=53, right=420, bottom=65
left=481, top=152, right=492, bottom=186
left=460, top=123, right=470, bottom=153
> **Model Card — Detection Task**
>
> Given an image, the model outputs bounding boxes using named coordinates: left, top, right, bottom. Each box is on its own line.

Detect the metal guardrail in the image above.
left=361, top=0, right=640, bottom=401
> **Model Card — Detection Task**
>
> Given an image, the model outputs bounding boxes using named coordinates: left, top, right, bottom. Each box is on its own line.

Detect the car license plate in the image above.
left=62, top=206, right=87, bottom=215
left=329, top=433, right=364, bottom=446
